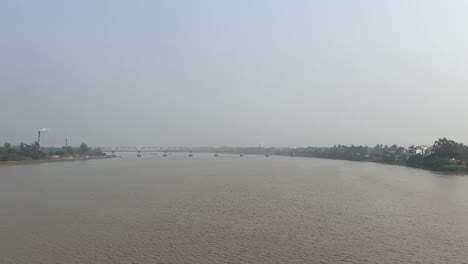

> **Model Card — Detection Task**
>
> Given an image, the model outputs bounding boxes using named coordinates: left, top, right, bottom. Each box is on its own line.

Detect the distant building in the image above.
left=408, top=145, right=428, bottom=155
left=418, top=146, right=429, bottom=155
left=406, top=145, right=430, bottom=159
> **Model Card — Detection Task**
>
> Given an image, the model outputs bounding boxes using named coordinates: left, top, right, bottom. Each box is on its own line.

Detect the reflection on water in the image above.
left=1, top=154, right=468, bottom=263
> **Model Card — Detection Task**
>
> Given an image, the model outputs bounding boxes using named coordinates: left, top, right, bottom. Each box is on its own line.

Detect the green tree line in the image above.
left=276, top=138, right=468, bottom=172
left=0, top=142, right=104, bottom=161
left=407, top=138, right=468, bottom=171
left=0, top=142, right=46, bottom=161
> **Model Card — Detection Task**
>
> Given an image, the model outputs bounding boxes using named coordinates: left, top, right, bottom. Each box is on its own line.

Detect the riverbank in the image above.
left=278, top=154, right=468, bottom=174
left=0, top=155, right=115, bottom=166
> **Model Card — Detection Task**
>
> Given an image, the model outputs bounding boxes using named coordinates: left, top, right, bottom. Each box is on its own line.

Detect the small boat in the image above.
left=265, top=153, right=270, bottom=157
left=137, top=153, right=142, bottom=158
left=189, top=151, right=193, bottom=157
left=163, top=152, right=168, bottom=157
left=214, top=153, right=219, bottom=157
left=240, top=153, right=244, bottom=157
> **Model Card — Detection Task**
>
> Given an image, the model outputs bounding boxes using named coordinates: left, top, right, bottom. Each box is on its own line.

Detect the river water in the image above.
left=0, top=153, right=467, bottom=263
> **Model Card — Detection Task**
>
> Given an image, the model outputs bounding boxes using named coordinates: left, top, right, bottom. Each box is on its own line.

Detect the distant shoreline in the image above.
left=0, top=155, right=114, bottom=166
left=281, top=154, right=468, bottom=174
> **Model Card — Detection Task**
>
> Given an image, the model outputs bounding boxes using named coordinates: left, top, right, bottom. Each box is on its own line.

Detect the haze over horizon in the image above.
left=2, top=0, right=468, bottom=147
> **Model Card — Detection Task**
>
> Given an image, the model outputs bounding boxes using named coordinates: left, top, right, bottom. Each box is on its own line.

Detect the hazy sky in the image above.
left=1, top=0, right=468, bottom=147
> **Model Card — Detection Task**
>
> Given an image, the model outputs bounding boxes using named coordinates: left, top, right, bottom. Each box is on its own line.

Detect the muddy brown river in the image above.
left=1, top=154, right=467, bottom=263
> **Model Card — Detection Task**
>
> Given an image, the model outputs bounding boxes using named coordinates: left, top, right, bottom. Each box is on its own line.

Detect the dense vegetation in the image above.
left=42, top=143, right=104, bottom=157
left=0, top=142, right=104, bottom=161
left=274, top=144, right=407, bottom=164
left=407, top=138, right=468, bottom=171
left=274, top=138, right=468, bottom=172
left=0, top=142, right=46, bottom=161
